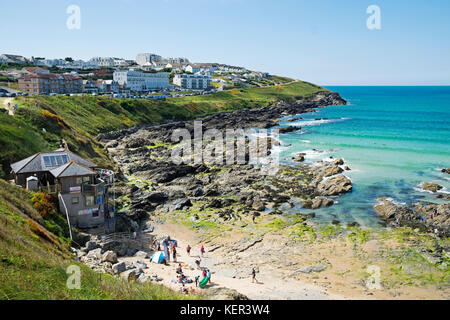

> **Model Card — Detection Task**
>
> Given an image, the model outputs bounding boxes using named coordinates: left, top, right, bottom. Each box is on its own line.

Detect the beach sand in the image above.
left=116, top=216, right=449, bottom=300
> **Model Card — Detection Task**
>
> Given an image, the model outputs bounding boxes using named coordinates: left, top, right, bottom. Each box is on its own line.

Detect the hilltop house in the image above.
left=10, top=149, right=114, bottom=229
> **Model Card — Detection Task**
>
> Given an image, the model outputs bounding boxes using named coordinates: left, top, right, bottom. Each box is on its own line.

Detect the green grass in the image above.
left=0, top=179, right=199, bottom=300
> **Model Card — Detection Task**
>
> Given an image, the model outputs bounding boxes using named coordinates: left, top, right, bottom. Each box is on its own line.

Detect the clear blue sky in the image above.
left=1, top=0, right=449, bottom=85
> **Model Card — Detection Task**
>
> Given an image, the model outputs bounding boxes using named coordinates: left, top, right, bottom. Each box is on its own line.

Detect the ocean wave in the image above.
left=414, top=183, right=450, bottom=195
left=290, top=117, right=350, bottom=127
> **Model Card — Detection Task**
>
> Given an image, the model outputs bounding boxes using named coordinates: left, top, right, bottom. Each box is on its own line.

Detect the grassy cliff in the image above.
left=0, top=80, right=327, bottom=175
left=0, top=179, right=197, bottom=300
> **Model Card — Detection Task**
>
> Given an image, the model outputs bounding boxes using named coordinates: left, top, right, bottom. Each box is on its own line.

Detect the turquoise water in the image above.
left=277, top=86, right=450, bottom=227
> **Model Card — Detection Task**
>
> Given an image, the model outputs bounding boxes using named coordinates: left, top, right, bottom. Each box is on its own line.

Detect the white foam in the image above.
left=290, top=117, right=349, bottom=127
left=414, top=183, right=450, bottom=195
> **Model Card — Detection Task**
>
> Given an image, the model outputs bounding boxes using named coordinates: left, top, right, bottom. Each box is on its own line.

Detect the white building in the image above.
left=113, top=58, right=129, bottom=67
left=89, top=57, right=115, bottom=68
left=165, top=57, right=190, bottom=64
left=0, top=54, right=28, bottom=64
left=136, top=53, right=163, bottom=66
left=173, top=74, right=211, bottom=90
left=113, top=69, right=170, bottom=92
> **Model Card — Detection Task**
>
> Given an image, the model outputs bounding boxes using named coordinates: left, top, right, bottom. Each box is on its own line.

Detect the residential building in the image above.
left=18, top=73, right=83, bottom=94
left=173, top=74, right=211, bottom=90
left=165, top=57, right=190, bottom=64
left=216, top=64, right=246, bottom=73
left=136, top=53, right=163, bottom=66
left=113, top=69, right=170, bottom=92
left=97, top=79, right=119, bottom=93
left=113, top=58, right=129, bottom=67
left=10, top=148, right=114, bottom=229
left=89, top=57, right=115, bottom=68
left=35, top=58, right=66, bottom=68
left=83, top=79, right=99, bottom=93
left=0, top=54, right=28, bottom=64
left=21, top=67, right=50, bottom=75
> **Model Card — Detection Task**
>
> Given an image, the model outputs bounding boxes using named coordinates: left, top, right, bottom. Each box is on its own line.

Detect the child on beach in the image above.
left=200, top=245, right=205, bottom=257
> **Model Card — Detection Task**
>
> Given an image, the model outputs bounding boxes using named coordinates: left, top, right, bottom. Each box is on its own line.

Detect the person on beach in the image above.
left=200, top=245, right=205, bottom=257
left=207, top=269, right=212, bottom=284
left=195, top=258, right=201, bottom=269
left=195, top=275, right=199, bottom=287
left=251, top=267, right=257, bottom=283
left=176, top=263, right=183, bottom=275
left=172, top=245, right=177, bottom=262
left=186, top=244, right=191, bottom=256
left=202, top=269, right=207, bottom=278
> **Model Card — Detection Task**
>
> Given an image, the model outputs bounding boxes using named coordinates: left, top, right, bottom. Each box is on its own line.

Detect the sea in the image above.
left=276, top=86, right=450, bottom=227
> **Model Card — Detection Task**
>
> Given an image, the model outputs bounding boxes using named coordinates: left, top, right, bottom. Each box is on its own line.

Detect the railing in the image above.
left=81, top=180, right=106, bottom=194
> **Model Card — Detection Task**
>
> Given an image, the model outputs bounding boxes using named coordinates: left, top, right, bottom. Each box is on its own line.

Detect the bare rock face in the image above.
left=295, top=154, right=305, bottom=162
left=204, top=287, right=249, bottom=300
left=414, top=202, right=450, bottom=232
left=317, top=175, right=352, bottom=196
left=120, top=268, right=143, bottom=281
left=422, top=182, right=443, bottom=193
left=102, top=250, right=118, bottom=264
left=311, top=197, right=334, bottom=209
left=441, top=168, right=450, bottom=174
left=333, top=158, right=344, bottom=166
left=373, top=199, right=416, bottom=220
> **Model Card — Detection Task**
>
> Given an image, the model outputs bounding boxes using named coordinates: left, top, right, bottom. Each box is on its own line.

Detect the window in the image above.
left=43, top=156, right=51, bottom=167
left=82, top=176, right=91, bottom=183
left=76, top=177, right=82, bottom=185
left=71, top=197, right=79, bottom=204
left=85, top=195, right=95, bottom=206
left=43, top=154, right=69, bottom=168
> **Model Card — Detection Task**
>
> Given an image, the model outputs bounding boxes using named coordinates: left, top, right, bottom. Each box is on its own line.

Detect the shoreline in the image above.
left=76, top=91, right=449, bottom=300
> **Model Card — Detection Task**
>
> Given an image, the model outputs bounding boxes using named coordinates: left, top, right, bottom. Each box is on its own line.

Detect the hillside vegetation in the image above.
left=0, top=80, right=327, bottom=175
left=0, top=179, right=197, bottom=300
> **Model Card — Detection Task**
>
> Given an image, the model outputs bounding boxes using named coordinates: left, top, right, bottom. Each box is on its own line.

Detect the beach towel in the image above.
left=199, top=277, right=210, bottom=289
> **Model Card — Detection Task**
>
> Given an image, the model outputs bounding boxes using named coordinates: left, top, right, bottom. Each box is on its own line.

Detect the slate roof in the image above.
left=11, top=149, right=97, bottom=174
left=50, top=161, right=96, bottom=178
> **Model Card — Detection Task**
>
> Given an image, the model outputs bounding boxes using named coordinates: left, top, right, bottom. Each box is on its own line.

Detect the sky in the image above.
left=1, top=0, right=449, bottom=85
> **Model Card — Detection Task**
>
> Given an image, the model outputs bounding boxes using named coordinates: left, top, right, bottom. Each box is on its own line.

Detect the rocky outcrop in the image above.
left=311, top=197, right=334, bottom=209
left=422, top=182, right=443, bottom=193
left=317, top=175, right=352, bottom=196
left=373, top=199, right=417, bottom=221
left=374, top=199, right=450, bottom=235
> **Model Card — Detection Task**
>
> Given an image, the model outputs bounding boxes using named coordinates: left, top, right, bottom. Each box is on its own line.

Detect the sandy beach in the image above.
left=113, top=214, right=449, bottom=300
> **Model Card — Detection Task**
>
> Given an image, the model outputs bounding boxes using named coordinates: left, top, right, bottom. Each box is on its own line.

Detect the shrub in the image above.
left=31, top=192, right=57, bottom=218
